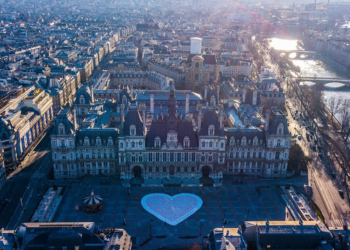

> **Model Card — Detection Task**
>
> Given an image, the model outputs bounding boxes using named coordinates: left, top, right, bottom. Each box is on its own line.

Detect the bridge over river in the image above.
left=294, top=77, right=350, bottom=87
left=277, top=50, right=318, bottom=60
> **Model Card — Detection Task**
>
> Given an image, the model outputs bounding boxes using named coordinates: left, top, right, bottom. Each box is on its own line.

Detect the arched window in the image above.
left=195, top=62, right=199, bottom=68
left=230, top=137, right=235, bottom=145
left=96, top=137, right=101, bottom=146
left=195, top=73, right=199, bottom=81
left=132, top=141, right=135, bottom=148
left=253, top=137, right=258, bottom=146
left=108, top=137, right=113, bottom=146
left=130, top=125, right=136, bottom=136
left=277, top=139, right=281, bottom=147
left=80, top=95, right=85, bottom=104
left=122, top=95, right=127, bottom=104
left=209, top=141, right=213, bottom=147
left=277, top=123, right=284, bottom=135
left=119, top=142, right=124, bottom=149
left=84, top=136, right=90, bottom=146
left=241, top=137, right=247, bottom=146
left=183, top=136, right=190, bottom=148
left=210, top=95, right=216, bottom=106
left=202, top=141, right=205, bottom=147
left=58, top=123, right=65, bottom=135
left=208, top=125, right=215, bottom=136
left=155, top=136, right=161, bottom=148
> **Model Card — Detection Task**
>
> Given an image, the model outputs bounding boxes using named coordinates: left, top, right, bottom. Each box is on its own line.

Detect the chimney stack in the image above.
left=185, top=94, right=189, bottom=114
left=121, top=104, right=125, bottom=130
left=198, top=104, right=203, bottom=132
left=217, top=85, right=220, bottom=103
left=141, top=103, right=146, bottom=134
left=204, top=85, right=208, bottom=100
left=72, top=109, right=77, bottom=131
left=219, top=104, right=223, bottom=129
left=150, top=94, right=154, bottom=113
left=253, top=89, right=258, bottom=105
left=90, top=83, right=94, bottom=104
left=243, top=88, right=247, bottom=103
left=265, top=110, right=270, bottom=132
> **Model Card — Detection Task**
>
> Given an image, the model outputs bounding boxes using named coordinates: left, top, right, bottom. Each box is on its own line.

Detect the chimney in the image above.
left=142, top=104, right=146, bottom=133
left=198, top=104, right=203, bottom=132
left=219, top=104, right=223, bottom=129
left=121, top=104, right=125, bottom=130
left=150, top=94, right=154, bottom=113
left=253, top=89, right=258, bottom=105
left=243, top=88, right=247, bottom=103
left=72, top=109, right=77, bottom=131
left=217, top=85, right=220, bottom=101
left=185, top=94, right=189, bottom=114
left=204, top=85, right=208, bottom=99
left=265, top=110, right=270, bottom=132
left=90, top=83, right=94, bottom=103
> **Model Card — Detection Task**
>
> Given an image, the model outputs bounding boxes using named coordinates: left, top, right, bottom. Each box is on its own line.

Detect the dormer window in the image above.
left=120, top=142, right=124, bottom=149
left=277, top=123, right=284, bottom=135
left=253, top=137, right=258, bottom=146
left=195, top=62, right=199, bottom=68
left=58, top=123, right=65, bottom=135
left=183, top=136, right=190, bottom=148
left=230, top=137, right=235, bottom=145
left=122, top=95, right=127, bottom=104
left=84, top=136, right=90, bottom=146
left=80, top=95, right=85, bottom=104
left=241, top=137, right=247, bottom=146
left=210, top=95, right=216, bottom=106
left=130, top=125, right=136, bottom=136
left=96, top=137, right=101, bottom=146
left=209, top=141, right=213, bottom=147
left=208, top=125, right=215, bottom=136
left=155, top=137, right=161, bottom=148
left=277, top=139, right=281, bottom=147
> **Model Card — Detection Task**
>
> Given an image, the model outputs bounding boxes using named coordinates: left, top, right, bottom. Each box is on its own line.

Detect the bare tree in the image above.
left=339, top=99, right=350, bottom=131
left=328, top=96, right=343, bottom=117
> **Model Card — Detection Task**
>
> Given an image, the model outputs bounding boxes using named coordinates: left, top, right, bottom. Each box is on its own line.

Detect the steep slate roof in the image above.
left=77, top=129, right=119, bottom=145
left=123, top=108, right=144, bottom=136
left=199, top=109, right=221, bottom=136
left=54, top=109, right=75, bottom=135
left=225, top=128, right=266, bottom=145
left=146, top=118, right=198, bottom=148
left=268, top=108, right=289, bottom=135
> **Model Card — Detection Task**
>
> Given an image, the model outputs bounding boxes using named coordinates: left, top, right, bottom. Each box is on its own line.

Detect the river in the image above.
left=268, top=38, right=350, bottom=120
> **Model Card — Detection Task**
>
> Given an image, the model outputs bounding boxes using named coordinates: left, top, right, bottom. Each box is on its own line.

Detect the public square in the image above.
left=53, top=178, right=290, bottom=248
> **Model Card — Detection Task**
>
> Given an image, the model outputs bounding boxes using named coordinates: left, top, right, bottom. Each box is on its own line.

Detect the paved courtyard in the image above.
left=54, top=181, right=288, bottom=248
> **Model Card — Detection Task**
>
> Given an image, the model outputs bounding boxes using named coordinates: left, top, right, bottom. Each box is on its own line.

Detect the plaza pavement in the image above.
left=54, top=180, right=290, bottom=248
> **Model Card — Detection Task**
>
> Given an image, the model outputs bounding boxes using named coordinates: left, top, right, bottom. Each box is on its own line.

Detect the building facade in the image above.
left=0, top=89, right=54, bottom=167
left=51, top=84, right=291, bottom=182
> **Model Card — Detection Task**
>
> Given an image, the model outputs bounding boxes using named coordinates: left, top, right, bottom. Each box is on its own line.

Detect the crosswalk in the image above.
left=330, top=219, right=348, bottom=228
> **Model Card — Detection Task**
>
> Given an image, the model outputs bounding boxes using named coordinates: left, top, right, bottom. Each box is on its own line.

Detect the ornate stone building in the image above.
left=51, top=83, right=291, bottom=183
left=184, top=54, right=219, bottom=92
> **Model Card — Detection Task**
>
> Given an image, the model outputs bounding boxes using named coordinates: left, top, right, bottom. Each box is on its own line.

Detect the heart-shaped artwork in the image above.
left=141, top=193, right=203, bottom=226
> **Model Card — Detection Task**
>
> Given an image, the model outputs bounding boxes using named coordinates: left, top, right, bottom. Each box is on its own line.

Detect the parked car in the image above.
left=298, top=135, right=302, bottom=140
